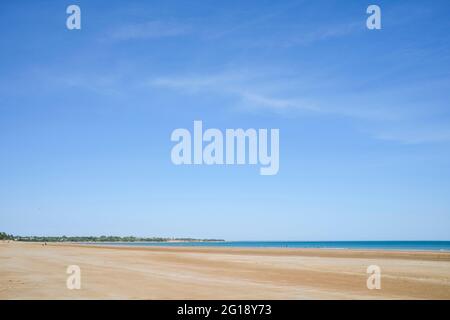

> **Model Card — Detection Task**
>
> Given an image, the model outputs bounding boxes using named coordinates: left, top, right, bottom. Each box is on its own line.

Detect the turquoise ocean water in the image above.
left=93, top=241, right=450, bottom=251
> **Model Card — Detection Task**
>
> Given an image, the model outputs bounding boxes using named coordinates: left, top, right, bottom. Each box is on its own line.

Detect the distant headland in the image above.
left=0, top=232, right=224, bottom=243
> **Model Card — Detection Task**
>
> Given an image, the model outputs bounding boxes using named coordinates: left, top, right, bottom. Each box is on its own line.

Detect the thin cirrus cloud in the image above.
left=149, top=72, right=320, bottom=114
left=148, top=71, right=450, bottom=145
left=373, top=127, right=450, bottom=144
left=109, top=21, right=191, bottom=41
left=245, top=21, right=364, bottom=49
left=147, top=71, right=399, bottom=119
left=24, top=65, right=447, bottom=146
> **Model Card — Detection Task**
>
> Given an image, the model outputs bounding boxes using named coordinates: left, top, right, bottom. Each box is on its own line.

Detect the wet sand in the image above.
left=1, top=241, right=450, bottom=299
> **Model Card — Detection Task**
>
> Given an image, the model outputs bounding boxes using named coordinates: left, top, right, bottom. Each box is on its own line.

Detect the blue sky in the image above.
left=1, top=0, right=450, bottom=240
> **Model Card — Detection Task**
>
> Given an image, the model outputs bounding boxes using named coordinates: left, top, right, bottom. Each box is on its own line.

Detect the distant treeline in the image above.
left=0, top=232, right=224, bottom=243
left=0, top=232, right=13, bottom=240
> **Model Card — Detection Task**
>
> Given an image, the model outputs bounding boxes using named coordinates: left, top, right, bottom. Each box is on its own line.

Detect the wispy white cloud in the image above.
left=148, top=71, right=402, bottom=119
left=149, top=72, right=319, bottom=114
left=239, top=92, right=319, bottom=113
left=16, top=67, right=127, bottom=97
left=294, top=22, right=362, bottom=45
left=110, top=21, right=191, bottom=41
left=205, top=1, right=303, bottom=40
left=373, top=127, right=450, bottom=144
left=148, top=70, right=450, bottom=144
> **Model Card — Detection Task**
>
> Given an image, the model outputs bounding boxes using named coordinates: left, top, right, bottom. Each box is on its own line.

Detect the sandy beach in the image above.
left=1, top=241, right=450, bottom=299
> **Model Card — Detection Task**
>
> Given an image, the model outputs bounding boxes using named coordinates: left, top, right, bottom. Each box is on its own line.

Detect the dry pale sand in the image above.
left=1, top=241, right=450, bottom=299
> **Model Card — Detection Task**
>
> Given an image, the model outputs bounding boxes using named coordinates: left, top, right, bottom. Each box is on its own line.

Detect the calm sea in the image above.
left=93, top=241, right=450, bottom=251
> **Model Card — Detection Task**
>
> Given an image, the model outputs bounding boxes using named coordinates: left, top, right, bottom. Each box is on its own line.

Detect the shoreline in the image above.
left=6, top=239, right=450, bottom=252
left=14, top=240, right=450, bottom=258
left=1, top=241, right=450, bottom=299
left=77, top=243, right=450, bottom=252
left=59, top=242, right=450, bottom=262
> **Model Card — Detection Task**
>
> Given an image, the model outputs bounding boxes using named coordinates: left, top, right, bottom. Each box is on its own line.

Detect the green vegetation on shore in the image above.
left=0, top=232, right=224, bottom=243
left=0, top=232, right=14, bottom=240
